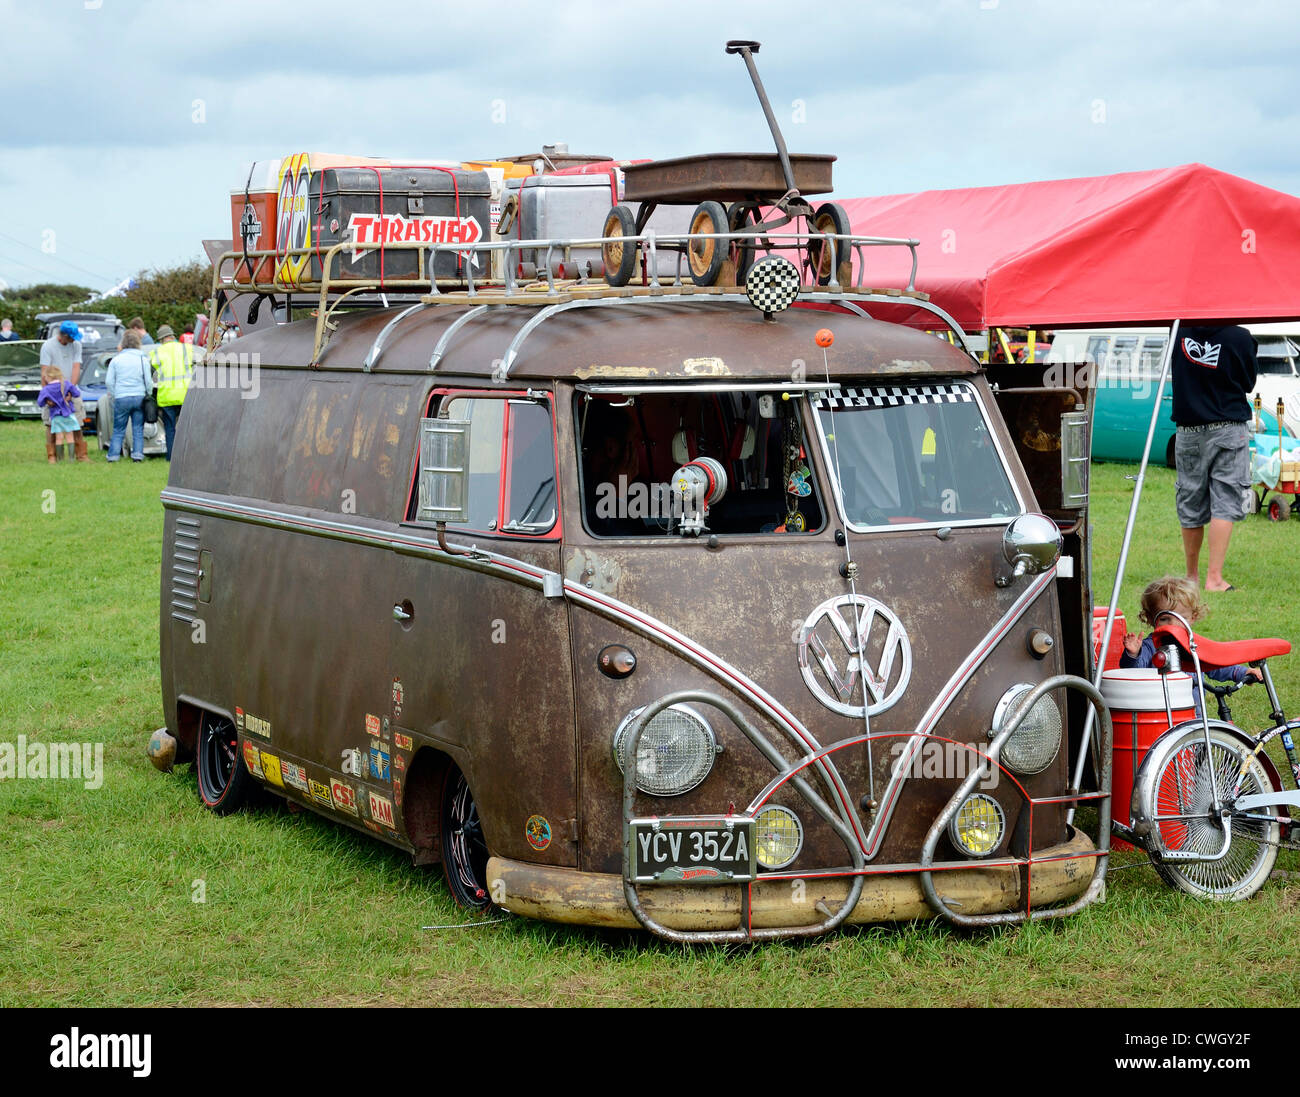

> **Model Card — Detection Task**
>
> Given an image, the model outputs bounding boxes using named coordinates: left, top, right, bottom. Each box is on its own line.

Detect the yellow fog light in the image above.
left=949, top=794, right=1005, bottom=857
left=755, top=806, right=803, bottom=869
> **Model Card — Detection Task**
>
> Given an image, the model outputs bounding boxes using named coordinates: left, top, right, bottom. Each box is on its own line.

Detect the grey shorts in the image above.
left=1175, top=421, right=1251, bottom=526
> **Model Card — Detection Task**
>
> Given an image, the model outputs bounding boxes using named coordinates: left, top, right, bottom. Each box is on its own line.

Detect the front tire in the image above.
left=196, top=713, right=252, bottom=814
left=808, top=201, right=852, bottom=286
left=1143, top=726, right=1279, bottom=900
left=440, top=764, right=491, bottom=909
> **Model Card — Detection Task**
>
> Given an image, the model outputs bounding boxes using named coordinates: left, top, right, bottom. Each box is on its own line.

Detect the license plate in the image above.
left=629, top=816, right=756, bottom=884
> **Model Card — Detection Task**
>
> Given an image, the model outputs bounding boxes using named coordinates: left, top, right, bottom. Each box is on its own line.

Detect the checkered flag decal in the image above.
left=745, top=255, right=801, bottom=314
left=811, top=383, right=975, bottom=409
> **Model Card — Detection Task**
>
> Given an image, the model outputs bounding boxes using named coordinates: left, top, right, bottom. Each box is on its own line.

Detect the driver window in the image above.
left=430, top=394, right=558, bottom=537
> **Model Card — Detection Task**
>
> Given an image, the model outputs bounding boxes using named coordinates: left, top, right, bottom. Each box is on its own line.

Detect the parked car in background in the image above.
left=36, top=311, right=124, bottom=353
left=77, top=352, right=111, bottom=434
left=1047, top=327, right=1288, bottom=466
left=95, top=384, right=167, bottom=456
left=0, top=340, right=44, bottom=420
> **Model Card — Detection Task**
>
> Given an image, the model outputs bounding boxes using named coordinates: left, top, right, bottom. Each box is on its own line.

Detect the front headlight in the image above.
left=991, top=683, right=1062, bottom=775
left=613, top=704, right=719, bottom=796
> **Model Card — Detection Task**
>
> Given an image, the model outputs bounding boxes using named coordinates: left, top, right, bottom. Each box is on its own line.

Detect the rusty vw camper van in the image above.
left=161, top=220, right=1111, bottom=941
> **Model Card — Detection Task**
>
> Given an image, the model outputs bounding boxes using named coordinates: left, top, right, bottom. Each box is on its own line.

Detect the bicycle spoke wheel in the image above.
left=1146, top=728, right=1278, bottom=900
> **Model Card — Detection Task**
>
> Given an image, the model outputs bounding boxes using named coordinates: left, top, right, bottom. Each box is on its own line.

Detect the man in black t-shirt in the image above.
left=1171, top=324, right=1257, bottom=592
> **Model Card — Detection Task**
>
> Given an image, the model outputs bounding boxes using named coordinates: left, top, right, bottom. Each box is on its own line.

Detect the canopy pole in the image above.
left=1068, top=319, right=1181, bottom=823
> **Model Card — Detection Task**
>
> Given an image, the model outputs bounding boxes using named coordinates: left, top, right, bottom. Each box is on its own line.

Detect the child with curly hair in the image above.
left=1121, top=576, right=1261, bottom=708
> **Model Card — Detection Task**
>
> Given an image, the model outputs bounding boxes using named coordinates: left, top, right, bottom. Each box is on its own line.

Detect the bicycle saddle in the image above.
left=1151, top=623, right=1291, bottom=670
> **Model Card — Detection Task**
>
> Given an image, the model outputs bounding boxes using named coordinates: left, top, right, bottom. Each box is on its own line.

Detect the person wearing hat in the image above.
left=149, top=324, right=194, bottom=460
left=39, top=320, right=88, bottom=462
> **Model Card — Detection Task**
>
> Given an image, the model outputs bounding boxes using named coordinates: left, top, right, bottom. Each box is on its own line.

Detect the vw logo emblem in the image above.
left=797, top=595, right=911, bottom=717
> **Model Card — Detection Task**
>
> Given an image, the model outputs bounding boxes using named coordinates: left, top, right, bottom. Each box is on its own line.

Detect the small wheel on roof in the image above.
left=727, top=201, right=762, bottom=283
left=687, top=200, right=728, bottom=286
left=1269, top=496, right=1291, bottom=522
left=601, top=204, right=638, bottom=287
left=808, top=201, right=852, bottom=286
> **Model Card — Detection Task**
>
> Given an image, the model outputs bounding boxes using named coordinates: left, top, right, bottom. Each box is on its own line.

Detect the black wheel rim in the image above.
left=198, top=719, right=237, bottom=805
left=446, top=770, right=490, bottom=908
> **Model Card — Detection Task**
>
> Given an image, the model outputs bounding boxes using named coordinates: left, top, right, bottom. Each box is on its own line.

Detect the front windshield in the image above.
left=813, top=382, right=1020, bottom=529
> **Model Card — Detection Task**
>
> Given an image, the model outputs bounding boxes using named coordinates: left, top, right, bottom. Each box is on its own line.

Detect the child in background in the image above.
left=36, top=366, right=83, bottom=463
left=1122, top=576, right=1261, bottom=709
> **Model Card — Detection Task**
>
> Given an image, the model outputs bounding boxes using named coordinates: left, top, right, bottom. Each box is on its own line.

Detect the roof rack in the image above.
left=206, top=228, right=961, bottom=367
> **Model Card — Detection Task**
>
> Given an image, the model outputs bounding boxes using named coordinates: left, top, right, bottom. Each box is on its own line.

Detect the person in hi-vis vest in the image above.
left=150, top=325, right=194, bottom=460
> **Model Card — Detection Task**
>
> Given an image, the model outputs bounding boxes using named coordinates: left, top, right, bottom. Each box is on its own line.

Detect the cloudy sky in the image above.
left=1, top=0, right=1297, bottom=294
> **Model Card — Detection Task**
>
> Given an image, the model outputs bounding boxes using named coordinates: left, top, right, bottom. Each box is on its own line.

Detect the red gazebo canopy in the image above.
left=839, top=163, right=1300, bottom=329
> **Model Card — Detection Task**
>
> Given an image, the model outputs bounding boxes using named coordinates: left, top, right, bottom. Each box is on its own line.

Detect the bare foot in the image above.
left=1205, top=579, right=1235, bottom=592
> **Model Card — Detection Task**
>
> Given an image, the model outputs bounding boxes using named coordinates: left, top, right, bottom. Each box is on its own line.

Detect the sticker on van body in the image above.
left=331, top=779, right=358, bottom=815
left=236, top=707, right=272, bottom=740
left=368, top=739, right=390, bottom=782
left=309, top=779, right=332, bottom=807
left=281, top=760, right=310, bottom=793
left=259, top=752, right=284, bottom=788
left=242, top=741, right=264, bottom=778
left=368, top=792, right=396, bottom=830
left=525, top=815, right=552, bottom=852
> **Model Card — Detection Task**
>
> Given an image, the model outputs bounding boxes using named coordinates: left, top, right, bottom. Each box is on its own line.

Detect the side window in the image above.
left=432, top=394, right=558, bottom=536
left=446, top=397, right=505, bottom=530
left=1110, top=336, right=1138, bottom=386
left=1138, top=336, right=1167, bottom=378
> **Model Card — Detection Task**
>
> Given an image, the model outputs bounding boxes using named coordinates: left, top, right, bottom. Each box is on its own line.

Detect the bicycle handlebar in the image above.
left=1200, top=675, right=1258, bottom=697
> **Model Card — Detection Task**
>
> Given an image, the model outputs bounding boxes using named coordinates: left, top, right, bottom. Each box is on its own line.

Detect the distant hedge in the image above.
left=0, top=262, right=209, bottom=341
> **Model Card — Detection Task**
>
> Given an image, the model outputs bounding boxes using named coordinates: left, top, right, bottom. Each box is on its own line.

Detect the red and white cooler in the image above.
left=1100, top=668, right=1195, bottom=837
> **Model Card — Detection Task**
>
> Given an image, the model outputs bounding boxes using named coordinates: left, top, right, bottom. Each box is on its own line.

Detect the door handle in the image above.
left=393, top=604, right=411, bottom=622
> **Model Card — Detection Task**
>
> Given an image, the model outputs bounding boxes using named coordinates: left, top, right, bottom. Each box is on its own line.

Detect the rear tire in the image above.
left=1143, top=726, right=1278, bottom=900
left=1165, top=436, right=1177, bottom=470
left=196, top=713, right=252, bottom=814
left=727, top=201, right=761, bottom=283
left=601, top=204, right=637, bottom=287
left=440, top=764, right=491, bottom=909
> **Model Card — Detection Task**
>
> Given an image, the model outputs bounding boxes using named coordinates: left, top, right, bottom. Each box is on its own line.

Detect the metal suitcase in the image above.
left=505, top=169, right=693, bottom=280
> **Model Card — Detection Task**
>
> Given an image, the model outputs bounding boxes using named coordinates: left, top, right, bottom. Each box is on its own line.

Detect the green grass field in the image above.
left=2, top=419, right=1298, bottom=1007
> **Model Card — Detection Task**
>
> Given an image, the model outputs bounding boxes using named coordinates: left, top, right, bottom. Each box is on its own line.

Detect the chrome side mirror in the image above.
left=997, top=513, right=1062, bottom=587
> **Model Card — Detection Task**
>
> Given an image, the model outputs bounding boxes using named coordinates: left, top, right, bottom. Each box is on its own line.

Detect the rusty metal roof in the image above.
left=229, top=299, right=978, bottom=382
